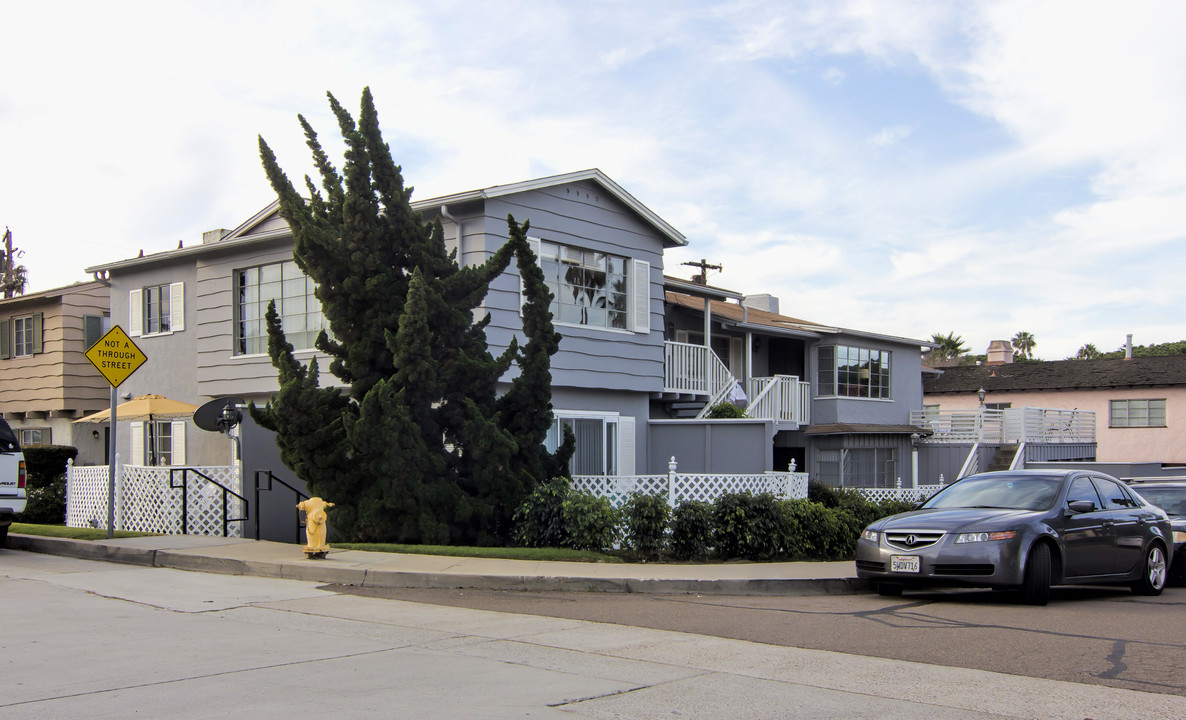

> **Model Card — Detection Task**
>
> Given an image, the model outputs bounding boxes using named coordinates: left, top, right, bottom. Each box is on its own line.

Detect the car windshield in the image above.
left=923, top=474, right=1063, bottom=511
left=1133, top=487, right=1186, bottom=516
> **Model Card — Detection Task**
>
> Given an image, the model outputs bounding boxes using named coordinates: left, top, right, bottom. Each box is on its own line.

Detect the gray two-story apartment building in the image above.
left=85, top=169, right=933, bottom=492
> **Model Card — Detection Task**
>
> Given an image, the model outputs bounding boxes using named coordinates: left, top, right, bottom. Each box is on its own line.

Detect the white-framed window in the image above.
left=1110, top=399, right=1166, bottom=428
left=19, top=428, right=49, bottom=446
left=544, top=411, right=635, bottom=476
left=528, top=238, right=650, bottom=334
left=235, top=260, right=327, bottom=355
left=817, top=447, right=898, bottom=488
left=14, top=315, right=36, bottom=357
left=128, top=282, right=184, bottom=337
left=0, top=313, right=42, bottom=359
left=130, top=420, right=186, bottom=466
left=818, top=345, right=891, bottom=399
left=84, top=313, right=110, bottom=350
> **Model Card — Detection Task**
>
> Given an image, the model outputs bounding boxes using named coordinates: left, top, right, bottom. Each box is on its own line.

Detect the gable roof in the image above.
left=0, top=280, right=108, bottom=311
left=923, top=355, right=1186, bottom=394
left=417, top=168, right=687, bottom=248
left=87, top=169, right=687, bottom=275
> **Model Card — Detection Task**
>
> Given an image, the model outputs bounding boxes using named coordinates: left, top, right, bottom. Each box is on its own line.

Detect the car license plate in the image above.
left=891, top=555, right=920, bottom=573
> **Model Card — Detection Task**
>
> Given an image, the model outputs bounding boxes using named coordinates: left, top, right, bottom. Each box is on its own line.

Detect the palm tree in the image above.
left=1075, top=343, right=1100, bottom=360
left=929, top=331, right=968, bottom=360
left=1012, top=331, right=1036, bottom=360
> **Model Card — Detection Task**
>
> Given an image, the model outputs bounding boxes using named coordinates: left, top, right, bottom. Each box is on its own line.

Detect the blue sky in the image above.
left=3, top=0, right=1184, bottom=360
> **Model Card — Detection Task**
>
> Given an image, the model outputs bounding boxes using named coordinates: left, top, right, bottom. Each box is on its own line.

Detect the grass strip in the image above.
left=12, top=524, right=621, bottom=562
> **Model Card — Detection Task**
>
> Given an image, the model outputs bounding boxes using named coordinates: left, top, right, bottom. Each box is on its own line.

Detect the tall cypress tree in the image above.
left=252, top=88, right=569, bottom=544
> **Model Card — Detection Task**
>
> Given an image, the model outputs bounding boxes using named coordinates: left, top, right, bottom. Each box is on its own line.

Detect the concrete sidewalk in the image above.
left=7, top=532, right=868, bottom=595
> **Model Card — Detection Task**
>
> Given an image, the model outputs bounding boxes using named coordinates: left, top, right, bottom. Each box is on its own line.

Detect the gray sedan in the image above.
left=855, top=470, right=1173, bottom=605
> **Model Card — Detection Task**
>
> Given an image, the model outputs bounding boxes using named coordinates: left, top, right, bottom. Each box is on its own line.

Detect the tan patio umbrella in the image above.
left=74, top=394, right=200, bottom=424
left=76, top=394, right=201, bottom=467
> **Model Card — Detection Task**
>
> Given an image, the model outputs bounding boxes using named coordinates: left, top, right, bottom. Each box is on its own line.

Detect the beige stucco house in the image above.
left=0, top=281, right=111, bottom=463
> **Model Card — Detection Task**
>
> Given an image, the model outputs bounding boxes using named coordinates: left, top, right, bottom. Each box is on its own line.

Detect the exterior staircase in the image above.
left=987, top=444, right=1020, bottom=472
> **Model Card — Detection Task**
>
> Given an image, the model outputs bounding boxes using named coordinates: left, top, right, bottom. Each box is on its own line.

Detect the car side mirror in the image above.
left=1067, top=500, right=1096, bottom=514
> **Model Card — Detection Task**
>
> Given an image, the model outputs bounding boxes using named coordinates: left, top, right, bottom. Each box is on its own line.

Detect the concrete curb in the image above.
left=8, top=534, right=870, bottom=596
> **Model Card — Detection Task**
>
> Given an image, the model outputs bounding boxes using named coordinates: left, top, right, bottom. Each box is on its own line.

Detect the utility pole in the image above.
left=1, top=228, right=26, bottom=298
left=681, top=258, right=722, bottom=285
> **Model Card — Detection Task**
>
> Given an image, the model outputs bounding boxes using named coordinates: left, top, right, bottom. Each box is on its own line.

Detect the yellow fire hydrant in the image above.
left=297, top=497, right=335, bottom=559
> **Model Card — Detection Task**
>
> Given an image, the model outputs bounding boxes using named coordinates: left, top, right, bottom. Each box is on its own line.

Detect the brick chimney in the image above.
left=986, top=340, right=1014, bottom=365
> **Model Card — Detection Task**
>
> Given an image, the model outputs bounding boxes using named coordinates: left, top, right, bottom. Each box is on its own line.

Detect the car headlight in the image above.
left=954, top=531, right=1018, bottom=544
left=861, top=529, right=879, bottom=543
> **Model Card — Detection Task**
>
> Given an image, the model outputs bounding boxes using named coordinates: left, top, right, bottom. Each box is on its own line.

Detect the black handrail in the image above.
left=168, top=468, right=249, bottom=537
left=254, top=469, right=310, bottom=544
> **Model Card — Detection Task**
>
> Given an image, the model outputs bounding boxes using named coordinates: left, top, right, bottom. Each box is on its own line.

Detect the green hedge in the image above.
left=512, top=480, right=918, bottom=561
left=16, top=445, right=78, bottom=525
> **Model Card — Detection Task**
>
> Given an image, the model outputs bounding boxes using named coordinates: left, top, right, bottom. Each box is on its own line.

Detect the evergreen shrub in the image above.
left=704, top=402, right=747, bottom=419
left=562, top=491, right=619, bottom=551
left=621, top=492, right=670, bottom=560
left=512, top=477, right=570, bottom=548
left=17, top=445, right=78, bottom=525
left=670, top=500, right=713, bottom=561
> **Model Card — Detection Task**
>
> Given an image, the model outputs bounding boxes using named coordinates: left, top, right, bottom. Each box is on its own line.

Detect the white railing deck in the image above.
left=746, top=375, right=811, bottom=425
left=910, top=407, right=1095, bottom=444
left=664, top=341, right=808, bottom=426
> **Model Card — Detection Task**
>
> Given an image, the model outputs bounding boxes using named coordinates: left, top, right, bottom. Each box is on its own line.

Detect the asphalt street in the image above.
left=339, top=584, right=1186, bottom=697
left=4, top=549, right=1186, bottom=719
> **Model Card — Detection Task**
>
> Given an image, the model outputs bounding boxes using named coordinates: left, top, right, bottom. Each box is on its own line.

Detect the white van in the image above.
left=0, top=418, right=27, bottom=547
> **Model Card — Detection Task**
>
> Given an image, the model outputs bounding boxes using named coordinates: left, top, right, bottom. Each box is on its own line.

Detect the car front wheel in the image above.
left=1019, top=542, right=1051, bottom=606
left=1131, top=543, right=1167, bottom=596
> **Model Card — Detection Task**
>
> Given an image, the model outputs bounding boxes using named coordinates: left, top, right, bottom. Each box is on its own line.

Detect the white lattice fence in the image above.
left=571, top=475, right=668, bottom=507
left=65, top=463, right=116, bottom=528
left=67, top=462, right=243, bottom=537
left=572, top=468, right=809, bottom=508
left=855, top=484, right=943, bottom=504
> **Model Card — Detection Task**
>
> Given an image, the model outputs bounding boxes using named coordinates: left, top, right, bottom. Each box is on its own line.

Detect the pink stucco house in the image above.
left=923, top=354, right=1186, bottom=465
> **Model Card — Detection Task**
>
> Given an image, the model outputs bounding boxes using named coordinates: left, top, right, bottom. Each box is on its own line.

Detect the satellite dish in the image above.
left=194, top=397, right=246, bottom=433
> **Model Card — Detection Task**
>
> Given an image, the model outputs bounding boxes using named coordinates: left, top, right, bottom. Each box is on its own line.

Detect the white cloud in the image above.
left=3, top=0, right=1185, bottom=362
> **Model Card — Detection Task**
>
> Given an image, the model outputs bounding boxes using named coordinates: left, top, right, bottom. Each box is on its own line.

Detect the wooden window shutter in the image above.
left=31, top=312, right=43, bottom=354
left=616, top=416, right=636, bottom=476
left=130, top=421, right=144, bottom=465
left=171, top=421, right=186, bottom=465
left=630, top=259, right=650, bottom=333
left=128, top=289, right=142, bottom=337
left=0, top=319, right=8, bottom=359
left=169, top=282, right=185, bottom=332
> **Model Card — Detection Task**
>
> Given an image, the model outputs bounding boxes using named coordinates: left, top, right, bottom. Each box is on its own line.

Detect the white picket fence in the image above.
left=66, top=459, right=244, bottom=537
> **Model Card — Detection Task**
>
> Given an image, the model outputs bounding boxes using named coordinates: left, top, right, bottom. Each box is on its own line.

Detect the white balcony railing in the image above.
left=664, top=341, right=714, bottom=395
left=747, top=375, right=811, bottom=425
left=664, top=342, right=808, bottom=426
left=910, top=407, right=1095, bottom=444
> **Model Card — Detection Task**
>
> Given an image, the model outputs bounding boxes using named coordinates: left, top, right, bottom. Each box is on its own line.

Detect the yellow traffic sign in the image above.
left=85, top=325, right=147, bottom=388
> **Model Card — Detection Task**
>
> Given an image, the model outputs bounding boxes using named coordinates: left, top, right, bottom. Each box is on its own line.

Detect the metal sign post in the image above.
left=84, top=326, right=147, bottom=538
